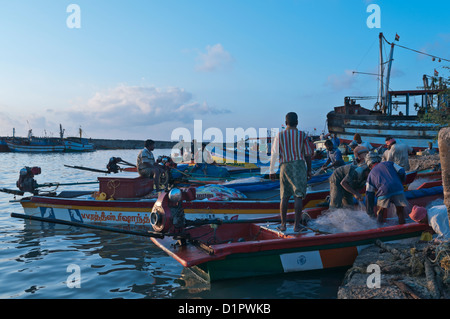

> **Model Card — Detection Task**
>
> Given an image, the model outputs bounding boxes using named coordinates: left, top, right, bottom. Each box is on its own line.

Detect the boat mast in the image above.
left=59, top=124, right=65, bottom=140
left=378, top=32, right=385, bottom=113
left=384, top=41, right=395, bottom=114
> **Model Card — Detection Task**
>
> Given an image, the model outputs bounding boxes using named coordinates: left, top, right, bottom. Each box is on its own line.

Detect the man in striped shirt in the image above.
left=269, top=112, right=313, bottom=232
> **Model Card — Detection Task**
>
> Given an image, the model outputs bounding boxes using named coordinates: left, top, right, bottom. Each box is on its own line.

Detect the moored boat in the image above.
left=64, top=138, right=95, bottom=152
left=18, top=182, right=331, bottom=224
left=327, top=33, right=449, bottom=151
left=146, top=188, right=441, bottom=282
left=5, top=125, right=95, bottom=153
left=0, top=138, right=10, bottom=152
left=6, top=137, right=66, bottom=152
left=151, top=216, right=430, bottom=282
left=16, top=170, right=436, bottom=228
left=10, top=169, right=443, bottom=282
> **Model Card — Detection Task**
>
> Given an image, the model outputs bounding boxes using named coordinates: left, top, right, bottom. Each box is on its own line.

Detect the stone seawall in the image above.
left=91, top=139, right=177, bottom=150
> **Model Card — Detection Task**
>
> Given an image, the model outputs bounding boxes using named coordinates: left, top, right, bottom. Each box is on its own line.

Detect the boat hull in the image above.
left=151, top=214, right=430, bottom=282
left=19, top=182, right=442, bottom=228
left=6, top=142, right=66, bottom=152
left=6, top=140, right=94, bottom=152
left=327, top=111, right=441, bottom=150
left=64, top=140, right=95, bottom=152
left=19, top=189, right=330, bottom=225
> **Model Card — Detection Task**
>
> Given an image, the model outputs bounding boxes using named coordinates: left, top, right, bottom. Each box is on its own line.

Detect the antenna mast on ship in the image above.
left=378, top=33, right=384, bottom=113
left=378, top=32, right=396, bottom=115
left=59, top=124, right=65, bottom=140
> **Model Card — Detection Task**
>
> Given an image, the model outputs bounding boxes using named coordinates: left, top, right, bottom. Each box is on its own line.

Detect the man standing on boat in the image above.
left=382, top=137, right=413, bottom=171
left=365, top=151, right=408, bottom=225
left=137, top=139, right=164, bottom=190
left=269, top=112, right=313, bottom=232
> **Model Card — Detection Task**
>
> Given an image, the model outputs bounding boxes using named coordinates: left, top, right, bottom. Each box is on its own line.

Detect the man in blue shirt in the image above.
left=321, top=139, right=345, bottom=171
left=365, top=151, right=408, bottom=224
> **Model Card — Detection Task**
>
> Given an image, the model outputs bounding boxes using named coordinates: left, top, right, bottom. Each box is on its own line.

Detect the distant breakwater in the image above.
left=90, top=139, right=177, bottom=150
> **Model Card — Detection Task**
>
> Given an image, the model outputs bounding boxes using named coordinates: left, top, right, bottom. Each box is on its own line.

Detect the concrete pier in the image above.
left=89, top=139, right=177, bottom=150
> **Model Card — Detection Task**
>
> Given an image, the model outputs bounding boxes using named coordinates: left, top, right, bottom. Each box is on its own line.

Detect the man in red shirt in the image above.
left=269, top=112, right=313, bottom=232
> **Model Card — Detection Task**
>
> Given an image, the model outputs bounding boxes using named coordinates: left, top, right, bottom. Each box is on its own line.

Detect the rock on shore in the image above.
left=409, top=154, right=441, bottom=172
left=337, top=239, right=450, bottom=299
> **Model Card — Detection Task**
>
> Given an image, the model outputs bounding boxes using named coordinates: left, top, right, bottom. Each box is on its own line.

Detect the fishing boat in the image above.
left=15, top=166, right=433, bottom=228
left=63, top=127, right=95, bottom=152
left=18, top=179, right=330, bottom=224
left=64, top=137, right=95, bottom=152
left=11, top=181, right=442, bottom=284
left=147, top=187, right=441, bottom=282
left=5, top=125, right=95, bottom=153
left=327, top=33, right=449, bottom=151
left=6, top=135, right=66, bottom=152
left=151, top=215, right=430, bottom=281
left=10, top=176, right=443, bottom=283
left=0, top=138, right=10, bottom=152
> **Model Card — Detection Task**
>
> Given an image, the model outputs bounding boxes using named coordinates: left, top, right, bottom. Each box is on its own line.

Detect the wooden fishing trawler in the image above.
left=327, top=33, right=449, bottom=151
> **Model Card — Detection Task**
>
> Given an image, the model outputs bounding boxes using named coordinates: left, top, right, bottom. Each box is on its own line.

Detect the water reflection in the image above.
left=0, top=150, right=346, bottom=299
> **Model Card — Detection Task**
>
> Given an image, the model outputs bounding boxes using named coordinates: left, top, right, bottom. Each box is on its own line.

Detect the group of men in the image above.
left=268, top=112, right=429, bottom=233
left=135, top=112, right=446, bottom=238
left=327, top=135, right=413, bottom=225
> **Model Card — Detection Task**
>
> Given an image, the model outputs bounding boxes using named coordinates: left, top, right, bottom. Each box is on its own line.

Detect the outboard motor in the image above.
left=150, top=187, right=196, bottom=235
left=16, top=166, right=41, bottom=194
left=156, top=155, right=177, bottom=169
left=156, top=155, right=178, bottom=189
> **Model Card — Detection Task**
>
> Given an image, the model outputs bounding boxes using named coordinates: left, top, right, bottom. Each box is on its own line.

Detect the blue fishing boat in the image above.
left=6, top=125, right=95, bottom=153
left=0, top=138, right=9, bottom=152
left=6, top=135, right=65, bottom=153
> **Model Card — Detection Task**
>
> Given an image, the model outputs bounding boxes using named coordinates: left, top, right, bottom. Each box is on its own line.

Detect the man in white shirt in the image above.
left=137, top=139, right=163, bottom=190
left=409, top=205, right=450, bottom=239
left=382, top=137, right=413, bottom=171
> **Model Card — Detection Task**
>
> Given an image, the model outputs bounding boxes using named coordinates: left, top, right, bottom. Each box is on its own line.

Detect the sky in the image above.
left=0, top=0, right=449, bottom=142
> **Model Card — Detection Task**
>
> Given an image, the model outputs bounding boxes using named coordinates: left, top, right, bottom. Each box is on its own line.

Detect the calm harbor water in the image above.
left=0, top=149, right=347, bottom=299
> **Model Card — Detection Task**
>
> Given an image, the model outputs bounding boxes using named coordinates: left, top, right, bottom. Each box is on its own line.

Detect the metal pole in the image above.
left=11, top=213, right=165, bottom=238
left=379, top=33, right=384, bottom=113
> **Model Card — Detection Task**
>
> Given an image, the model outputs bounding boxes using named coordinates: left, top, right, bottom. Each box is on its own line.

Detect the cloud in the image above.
left=0, top=85, right=232, bottom=139
left=195, top=44, right=234, bottom=72
left=325, top=70, right=357, bottom=91
left=0, top=111, right=60, bottom=137
left=60, top=85, right=230, bottom=138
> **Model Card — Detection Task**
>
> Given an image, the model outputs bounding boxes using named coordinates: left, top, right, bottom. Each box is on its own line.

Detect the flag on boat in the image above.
left=395, top=33, right=400, bottom=41
left=434, top=69, right=439, bottom=76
